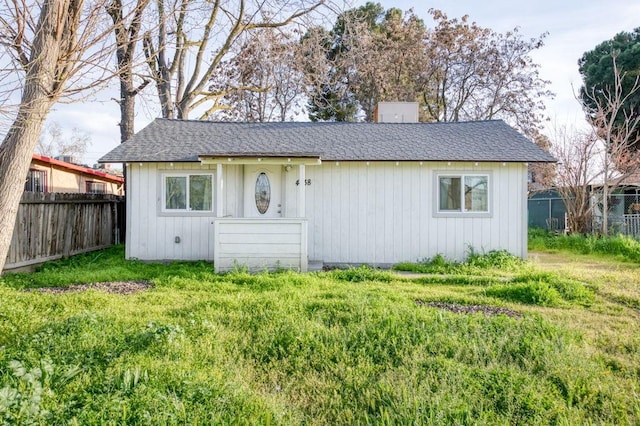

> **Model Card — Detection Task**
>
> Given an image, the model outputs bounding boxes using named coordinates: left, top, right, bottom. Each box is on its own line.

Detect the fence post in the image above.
left=62, top=202, right=77, bottom=258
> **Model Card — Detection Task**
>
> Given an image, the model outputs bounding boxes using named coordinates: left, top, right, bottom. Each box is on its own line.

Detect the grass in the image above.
left=0, top=245, right=639, bottom=424
left=394, top=249, right=526, bottom=275
left=529, top=227, right=640, bottom=262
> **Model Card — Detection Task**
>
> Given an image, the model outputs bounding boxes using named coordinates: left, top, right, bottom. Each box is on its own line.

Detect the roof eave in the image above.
left=199, top=154, right=322, bottom=166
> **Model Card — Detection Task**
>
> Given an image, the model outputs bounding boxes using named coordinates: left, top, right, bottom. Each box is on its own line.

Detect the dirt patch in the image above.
left=30, top=281, right=153, bottom=295
left=416, top=300, right=522, bottom=318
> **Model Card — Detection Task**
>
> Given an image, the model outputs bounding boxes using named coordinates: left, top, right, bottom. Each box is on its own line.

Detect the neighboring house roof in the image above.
left=616, top=171, right=640, bottom=187
left=99, top=118, right=557, bottom=163
left=32, top=154, right=124, bottom=184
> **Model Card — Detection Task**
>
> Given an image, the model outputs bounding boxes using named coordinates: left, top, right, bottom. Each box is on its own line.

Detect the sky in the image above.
left=40, top=0, right=640, bottom=165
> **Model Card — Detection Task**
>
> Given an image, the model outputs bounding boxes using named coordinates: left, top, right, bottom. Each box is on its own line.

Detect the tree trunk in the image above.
left=602, top=179, right=609, bottom=236
left=601, top=154, right=609, bottom=236
left=0, top=0, right=75, bottom=273
left=159, top=83, right=174, bottom=118
left=118, top=80, right=136, bottom=142
left=176, top=97, right=190, bottom=120
left=108, top=0, right=150, bottom=142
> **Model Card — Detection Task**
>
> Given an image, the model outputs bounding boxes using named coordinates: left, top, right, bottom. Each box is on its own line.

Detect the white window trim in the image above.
left=160, top=172, right=215, bottom=216
left=86, top=181, right=106, bottom=194
left=433, top=171, right=492, bottom=218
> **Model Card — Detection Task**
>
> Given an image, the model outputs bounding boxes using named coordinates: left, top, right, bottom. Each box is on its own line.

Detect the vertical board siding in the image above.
left=305, top=162, right=526, bottom=264
left=4, top=192, right=124, bottom=271
left=214, top=219, right=307, bottom=272
left=126, top=161, right=526, bottom=266
left=127, top=163, right=219, bottom=261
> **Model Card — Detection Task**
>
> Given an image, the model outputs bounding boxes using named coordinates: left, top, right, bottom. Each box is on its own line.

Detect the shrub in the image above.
left=395, top=250, right=525, bottom=274
left=467, top=249, right=525, bottom=270
left=489, top=272, right=595, bottom=307
left=486, top=282, right=561, bottom=306
left=394, top=254, right=461, bottom=274
left=528, top=228, right=553, bottom=251
left=329, top=265, right=395, bottom=283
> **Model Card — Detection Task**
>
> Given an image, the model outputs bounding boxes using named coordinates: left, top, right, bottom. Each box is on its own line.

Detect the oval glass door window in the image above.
left=255, top=172, right=271, bottom=214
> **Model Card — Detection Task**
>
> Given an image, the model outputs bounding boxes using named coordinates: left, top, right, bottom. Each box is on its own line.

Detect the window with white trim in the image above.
left=163, top=173, right=213, bottom=212
left=86, top=181, right=106, bottom=194
left=437, top=173, right=489, bottom=213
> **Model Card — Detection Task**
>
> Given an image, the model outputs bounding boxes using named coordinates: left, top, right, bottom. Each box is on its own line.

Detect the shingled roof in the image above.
left=99, top=118, right=556, bottom=163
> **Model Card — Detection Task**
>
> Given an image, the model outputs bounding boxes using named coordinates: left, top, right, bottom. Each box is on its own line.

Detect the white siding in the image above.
left=126, top=163, right=223, bottom=261
left=305, top=162, right=526, bottom=264
left=126, top=161, right=527, bottom=265
left=214, top=218, right=307, bottom=272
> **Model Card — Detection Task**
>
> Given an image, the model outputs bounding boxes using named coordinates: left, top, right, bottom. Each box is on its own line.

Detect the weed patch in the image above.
left=327, top=265, right=395, bottom=283
left=395, top=250, right=526, bottom=275
left=509, top=272, right=595, bottom=306
left=467, top=248, right=526, bottom=270
left=486, top=281, right=561, bottom=306
left=1, top=246, right=216, bottom=290
left=529, top=230, right=640, bottom=263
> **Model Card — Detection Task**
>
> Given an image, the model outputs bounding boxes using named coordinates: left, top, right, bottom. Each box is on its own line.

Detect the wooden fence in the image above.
left=3, top=192, right=125, bottom=272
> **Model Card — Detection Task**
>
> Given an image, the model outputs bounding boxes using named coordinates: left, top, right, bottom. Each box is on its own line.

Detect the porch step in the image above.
left=308, top=260, right=324, bottom=272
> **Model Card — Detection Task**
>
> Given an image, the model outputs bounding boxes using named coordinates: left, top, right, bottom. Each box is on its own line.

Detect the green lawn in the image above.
left=1, top=245, right=639, bottom=424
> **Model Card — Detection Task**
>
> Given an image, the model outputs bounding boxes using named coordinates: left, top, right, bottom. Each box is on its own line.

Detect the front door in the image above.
left=244, top=165, right=282, bottom=217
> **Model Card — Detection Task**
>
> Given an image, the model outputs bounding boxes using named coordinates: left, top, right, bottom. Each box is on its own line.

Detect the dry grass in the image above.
left=529, top=251, right=640, bottom=380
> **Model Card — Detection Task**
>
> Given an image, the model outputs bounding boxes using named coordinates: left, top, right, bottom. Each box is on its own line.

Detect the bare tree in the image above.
left=300, top=6, right=422, bottom=122
left=142, top=0, right=327, bottom=120
left=420, top=9, right=552, bottom=136
left=36, top=122, right=90, bottom=161
left=209, top=28, right=306, bottom=122
left=0, top=0, right=115, bottom=273
left=528, top=132, right=555, bottom=192
left=582, top=56, right=640, bottom=235
left=301, top=6, right=552, bottom=130
left=300, top=4, right=427, bottom=122
left=550, top=125, right=601, bottom=234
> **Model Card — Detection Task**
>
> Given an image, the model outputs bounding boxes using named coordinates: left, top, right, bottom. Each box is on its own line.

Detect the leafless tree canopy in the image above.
left=36, top=122, right=90, bottom=160
left=420, top=9, right=552, bottom=137
left=580, top=57, right=640, bottom=235
left=550, top=125, right=601, bottom=234
left=209, top=27, right=307, bottom=122
left=550, top=57, right=640, bottom=235
left=142, top=0, right=327, bottom=120
left=299, top=5, right=552, bottom=134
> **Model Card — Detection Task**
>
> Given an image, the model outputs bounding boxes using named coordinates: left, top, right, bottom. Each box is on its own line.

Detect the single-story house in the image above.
left=27, top=154, right=124, bottom=195
left=99, top=114, right=555, bottom=272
